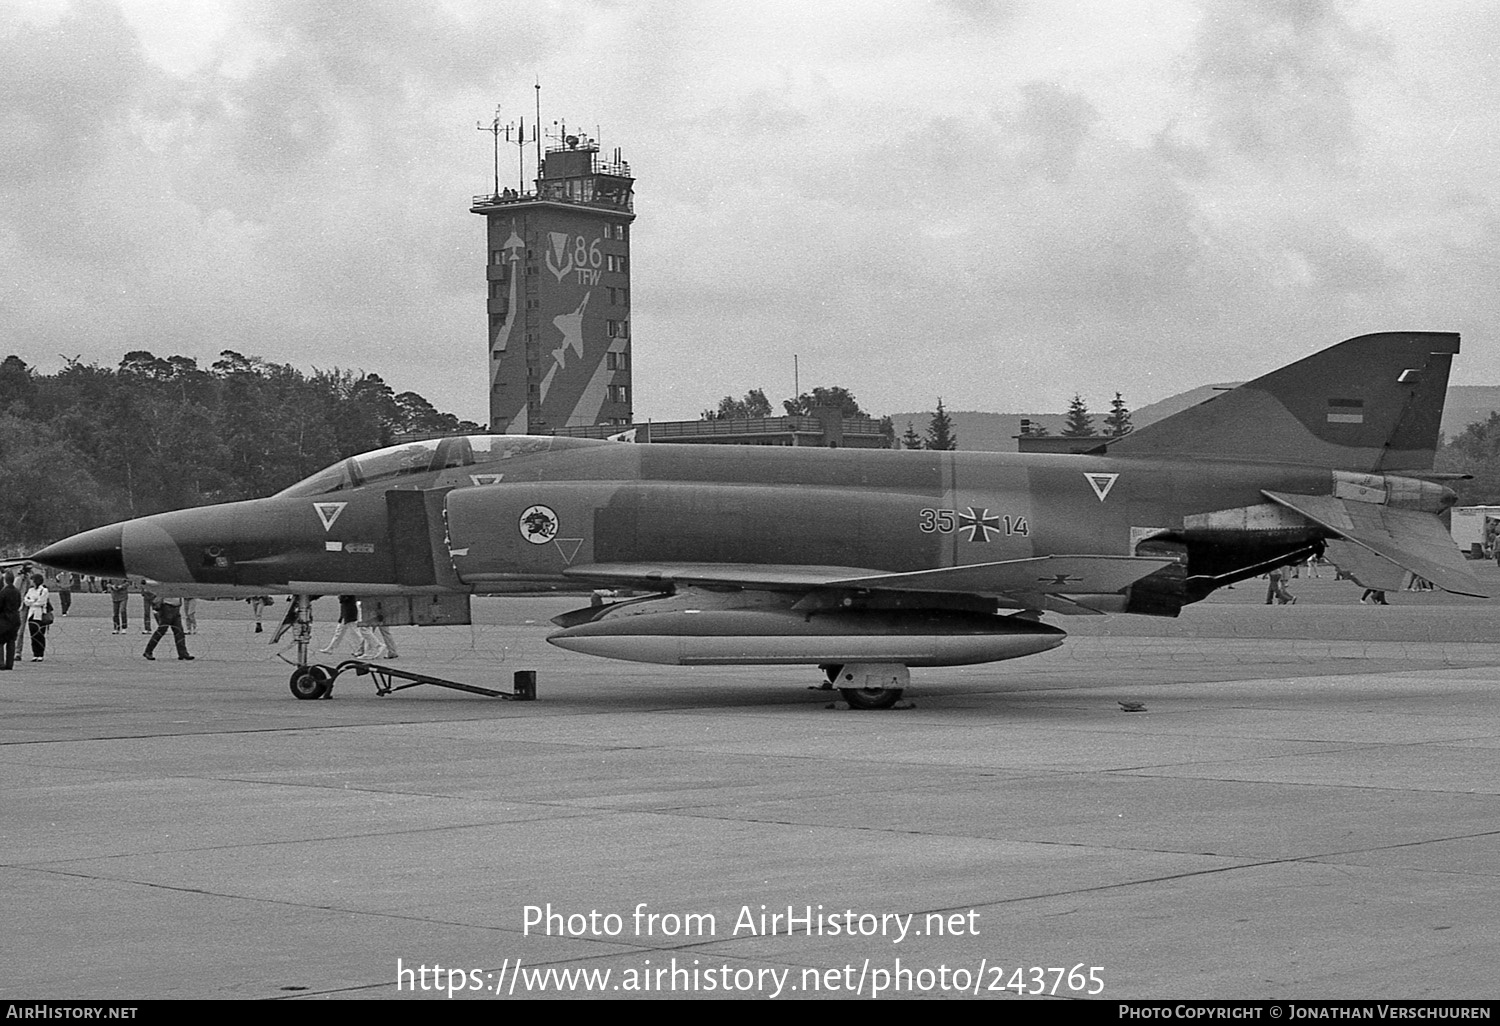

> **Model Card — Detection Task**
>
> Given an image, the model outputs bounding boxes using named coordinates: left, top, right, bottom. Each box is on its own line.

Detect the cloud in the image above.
left=1185, top=0, right=1385, bottom=171
left=4, top=0, right=1500, bottom=426
left=0, top=1, right=144, bottom=185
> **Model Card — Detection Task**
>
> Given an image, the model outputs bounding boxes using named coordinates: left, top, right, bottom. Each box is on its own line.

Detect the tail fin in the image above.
left=1107, top=331, right=1458, bottom=471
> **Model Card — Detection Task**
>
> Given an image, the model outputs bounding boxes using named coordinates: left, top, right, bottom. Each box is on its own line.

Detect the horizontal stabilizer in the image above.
left=1321, top=539, right=1407, bottom=593
left=566, top=556, right=1175, bottom=597
left=1263, top=491, right=1487, bottom=597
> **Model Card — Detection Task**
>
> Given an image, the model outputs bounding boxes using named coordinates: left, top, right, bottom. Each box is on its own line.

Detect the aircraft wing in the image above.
left=564, top=555, right=1175, bottom=598
left=1262, top=491, right=1487, bottom=597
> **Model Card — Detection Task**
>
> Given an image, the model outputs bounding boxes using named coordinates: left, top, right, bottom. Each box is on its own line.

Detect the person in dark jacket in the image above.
left=143, top=595, right=194, bottom=661
left=0, top=572, right=22, bottom=670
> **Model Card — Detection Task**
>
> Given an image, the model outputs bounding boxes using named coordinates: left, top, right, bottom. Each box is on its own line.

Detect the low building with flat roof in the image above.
left=555, top=410, right=890, bottom=447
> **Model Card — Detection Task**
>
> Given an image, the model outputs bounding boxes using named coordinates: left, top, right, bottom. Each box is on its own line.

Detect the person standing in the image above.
left=107, top=579, right=130, bottom=633
left=1263, top=567, right=1296, bottom=605
left=58, top=572, right=76, bottom=615
left=183, top=597, right=197, bottom=634
left=353, top=599, right=398, bottom=660
left=22, top=573, right=51, bottom=661
left=319, top=595, right=360, bottom=655
left=247, top=595, right=271, bottom=633
left=140, top=586, right=157, bottom=635
left=0, top=572, right=22, bottom=670
left=143, top=595, right=194, bottom=661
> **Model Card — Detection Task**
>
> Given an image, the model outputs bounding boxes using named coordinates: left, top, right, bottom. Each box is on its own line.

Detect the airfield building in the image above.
left=472, top=134, right=635, bottom=434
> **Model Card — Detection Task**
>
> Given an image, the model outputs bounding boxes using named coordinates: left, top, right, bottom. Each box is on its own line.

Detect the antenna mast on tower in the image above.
left=476, top=105, right=502, bottom=199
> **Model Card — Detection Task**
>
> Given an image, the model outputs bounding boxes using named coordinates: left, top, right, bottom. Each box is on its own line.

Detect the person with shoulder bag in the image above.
left=22, top=573, right=51, bottom=661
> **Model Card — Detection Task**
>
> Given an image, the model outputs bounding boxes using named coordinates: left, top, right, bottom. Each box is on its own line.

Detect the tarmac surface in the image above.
left=4, top=571, right=1500, bottom=1000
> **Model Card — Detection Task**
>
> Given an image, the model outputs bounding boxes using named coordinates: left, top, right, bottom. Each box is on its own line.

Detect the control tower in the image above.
left=472, top=130, right=635, bottom=434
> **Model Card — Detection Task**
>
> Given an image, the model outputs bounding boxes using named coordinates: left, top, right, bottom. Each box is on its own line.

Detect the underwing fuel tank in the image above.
left=547, top=608, right=1066, bottom=667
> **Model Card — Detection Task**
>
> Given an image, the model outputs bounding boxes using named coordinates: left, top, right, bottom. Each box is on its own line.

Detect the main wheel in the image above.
left=840, top=687, right=904, bottom=710
left=289, top=665, right=333, bottom=700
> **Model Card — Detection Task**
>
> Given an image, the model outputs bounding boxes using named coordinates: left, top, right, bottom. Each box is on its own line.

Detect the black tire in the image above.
left=289, top=665, right=333, bottom=700
left=840, top=687, right=903, bottom=710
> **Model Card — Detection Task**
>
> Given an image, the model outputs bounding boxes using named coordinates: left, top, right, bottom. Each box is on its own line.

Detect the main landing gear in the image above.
left=821, top=663, right=909, bottom=710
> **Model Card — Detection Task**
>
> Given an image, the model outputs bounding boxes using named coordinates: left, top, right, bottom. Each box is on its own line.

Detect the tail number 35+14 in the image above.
left=918, top=507, right=1029, bottom=542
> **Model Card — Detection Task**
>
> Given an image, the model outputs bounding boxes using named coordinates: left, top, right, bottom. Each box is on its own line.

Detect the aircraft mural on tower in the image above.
left=487, top=211, right=628, bottom=434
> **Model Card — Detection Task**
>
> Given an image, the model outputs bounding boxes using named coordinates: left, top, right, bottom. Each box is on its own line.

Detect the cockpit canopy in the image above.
left=275, top=434, right=605, bottom=497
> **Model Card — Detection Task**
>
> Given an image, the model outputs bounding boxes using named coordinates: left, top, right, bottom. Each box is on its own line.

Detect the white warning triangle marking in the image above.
left=555, top=538, right=584, bottom=565
left=1085, top=473, right=1119, bottom=502
left=470, top=473, right=504, bottom=486
left=313, top=502, right=347, bottom=531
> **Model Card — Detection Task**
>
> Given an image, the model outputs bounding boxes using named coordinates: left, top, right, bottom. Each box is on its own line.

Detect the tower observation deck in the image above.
left=472, top=133, right=636, bottom=434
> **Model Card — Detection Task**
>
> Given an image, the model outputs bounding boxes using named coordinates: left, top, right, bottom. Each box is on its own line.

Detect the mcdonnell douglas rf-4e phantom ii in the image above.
left=34, top=331, right=1487, bottom=708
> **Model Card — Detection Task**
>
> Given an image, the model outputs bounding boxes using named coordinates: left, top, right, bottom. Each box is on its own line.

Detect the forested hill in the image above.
left=0, top=351, right=479, bottom=551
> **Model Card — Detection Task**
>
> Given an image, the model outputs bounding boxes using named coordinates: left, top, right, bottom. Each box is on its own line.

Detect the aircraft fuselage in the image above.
left=44, top=441, right=1346, bottom=606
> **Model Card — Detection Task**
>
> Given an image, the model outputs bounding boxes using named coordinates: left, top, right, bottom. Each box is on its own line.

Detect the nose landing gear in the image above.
left=289, top=664, right=334, bottom=700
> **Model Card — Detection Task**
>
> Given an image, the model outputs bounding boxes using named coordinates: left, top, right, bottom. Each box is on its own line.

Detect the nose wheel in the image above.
left=289, top=664, right=334, bottom=700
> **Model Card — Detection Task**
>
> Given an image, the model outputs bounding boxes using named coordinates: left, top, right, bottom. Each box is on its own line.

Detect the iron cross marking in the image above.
left=959, top=507, right=1002, bottom=543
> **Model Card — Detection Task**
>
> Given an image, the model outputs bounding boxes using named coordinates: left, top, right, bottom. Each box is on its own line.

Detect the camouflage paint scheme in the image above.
left=33, top=332, right=1483, bottom=700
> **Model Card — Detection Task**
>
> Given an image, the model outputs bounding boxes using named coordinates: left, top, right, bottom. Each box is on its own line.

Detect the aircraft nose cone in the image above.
left=32, top=523, right=127, bottom=578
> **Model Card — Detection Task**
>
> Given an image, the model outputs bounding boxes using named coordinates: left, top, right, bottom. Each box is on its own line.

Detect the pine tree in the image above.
left=1104, top=392, right=1133, bottom=437
left=1062, top=394, right=1094, bottom=438
left=925, top=399, right=957, bottom=451
left=900, top=420, right=923, bottom=450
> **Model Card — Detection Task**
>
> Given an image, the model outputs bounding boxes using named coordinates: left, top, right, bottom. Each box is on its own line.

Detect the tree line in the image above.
left=0, top=351, right=479, bottom=551
left=1436, top=413, right=1500, bottom=506
left=707, top=386, right=1138, bottom=452
left=703, top=385, right=899, bottom=448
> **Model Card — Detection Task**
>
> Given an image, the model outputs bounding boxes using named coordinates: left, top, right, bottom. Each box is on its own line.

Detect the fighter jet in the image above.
left=33, top=331, right=1483, bottom=708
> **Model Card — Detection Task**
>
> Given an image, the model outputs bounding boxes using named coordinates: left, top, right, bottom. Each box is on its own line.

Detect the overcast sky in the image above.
left=3, top=0, right=1498, bottom=425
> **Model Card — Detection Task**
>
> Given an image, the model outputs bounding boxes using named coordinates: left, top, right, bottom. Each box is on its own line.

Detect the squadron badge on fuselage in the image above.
left=519, top=505, right=559, bottom=545
left=313, top=502, right=347, bottom=531
left=1085, top=474, right=1119, bottom=502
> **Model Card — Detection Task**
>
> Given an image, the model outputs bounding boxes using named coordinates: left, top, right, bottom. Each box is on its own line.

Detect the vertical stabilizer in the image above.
left=1106, top=332, right=1458, bottom=471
